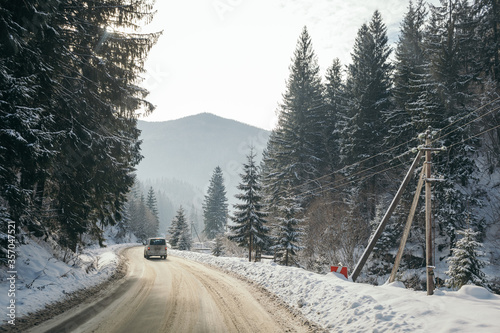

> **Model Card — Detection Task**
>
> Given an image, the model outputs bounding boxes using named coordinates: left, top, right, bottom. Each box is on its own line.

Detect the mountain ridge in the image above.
left=136, top=112, right=270, bottom=204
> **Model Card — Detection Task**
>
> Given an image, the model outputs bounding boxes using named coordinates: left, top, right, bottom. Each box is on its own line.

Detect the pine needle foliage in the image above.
left=169, top=206, right=191, bottom=250
left=228, top=149, right=269, bottom=262
left=203, top=166, right=228, bottom=240
left=272, top=191, right=305, bottom=267
left=445, top=228, right=487, bottom=289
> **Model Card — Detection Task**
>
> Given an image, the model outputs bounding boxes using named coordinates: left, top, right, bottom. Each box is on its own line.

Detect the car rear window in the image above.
left=149, top=239, right=166, bottom=245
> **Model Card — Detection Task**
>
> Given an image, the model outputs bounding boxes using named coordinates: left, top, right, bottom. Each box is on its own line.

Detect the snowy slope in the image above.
left=2, top=244, right=500, bottom=332
left=0, top=239, right=129, bottom=319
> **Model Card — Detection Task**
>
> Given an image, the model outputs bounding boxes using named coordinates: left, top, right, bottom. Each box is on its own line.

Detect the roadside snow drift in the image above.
left=0, top=239, right=128, bottom=319
left=171, top=250, right=500, bottom=333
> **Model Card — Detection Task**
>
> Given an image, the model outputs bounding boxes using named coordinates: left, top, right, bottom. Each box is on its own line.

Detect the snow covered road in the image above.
left=24, top=246, right=315, bottom=333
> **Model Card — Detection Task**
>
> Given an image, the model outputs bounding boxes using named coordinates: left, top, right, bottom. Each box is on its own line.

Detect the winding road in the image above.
left=27, top=247, right=313, bottom=333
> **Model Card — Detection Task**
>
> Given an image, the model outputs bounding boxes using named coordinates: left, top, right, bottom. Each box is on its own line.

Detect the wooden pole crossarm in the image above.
left=425, top=178, right=445, bottom=183
left=418, top=147, right=447, bottom=152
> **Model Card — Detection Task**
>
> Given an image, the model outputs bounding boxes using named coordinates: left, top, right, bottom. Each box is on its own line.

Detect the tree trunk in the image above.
left=249, top=234, right=253, bottom=262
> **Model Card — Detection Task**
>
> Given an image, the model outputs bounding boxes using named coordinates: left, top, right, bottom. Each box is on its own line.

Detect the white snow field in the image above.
left=1, top=242, right=499, bottom=332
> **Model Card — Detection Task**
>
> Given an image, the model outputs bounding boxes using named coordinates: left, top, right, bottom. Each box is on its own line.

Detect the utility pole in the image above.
left=351, top=129, right=445, bottom=288
left=420, top=128, right=446, bottom=295
left=424, top=129, right=435, bottom=295
left=191, top=222, right=202, bottom=243
left=351, top=150, right=423, bottom=282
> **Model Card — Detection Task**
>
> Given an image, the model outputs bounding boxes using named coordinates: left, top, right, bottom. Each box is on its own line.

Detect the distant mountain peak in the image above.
left=140, top=113, right=267, bottom=131
left=136, top=114, right=270, bottom=204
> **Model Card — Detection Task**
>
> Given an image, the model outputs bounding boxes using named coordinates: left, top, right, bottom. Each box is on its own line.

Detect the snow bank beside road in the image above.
left=171, top=250, right=500, bottom=332
left=0, top=239, right=134, bottom=321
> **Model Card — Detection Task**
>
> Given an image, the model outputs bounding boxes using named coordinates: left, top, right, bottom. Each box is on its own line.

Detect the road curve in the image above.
left=28, top=246, right=313, bottom=333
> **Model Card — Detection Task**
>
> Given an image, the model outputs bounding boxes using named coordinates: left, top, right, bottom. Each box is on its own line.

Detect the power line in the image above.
left=434, top=97, right=500, bottom=139
left=266, top=98, right=500, bottom=202
left=434, top=105, right=500, bottom=144
left=312, top=160, right=411, bottom=199
left=316, top=122, right=500, bottom=199
left=286, top=98, right=500, bottom=197
left=283, top=138, right=418, bottom=195
left=447, top=123, right=500, bottom=150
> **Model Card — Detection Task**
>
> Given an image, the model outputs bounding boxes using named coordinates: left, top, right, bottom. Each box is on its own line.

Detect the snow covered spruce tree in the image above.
left=341, top=11, right=393, bottom=223
left=169, top=206, right=191, bottom=250
left=49, top=0, right=159, bottom=250
left=212, top=235, right=225, bottom=257
left=0, top=0, right=60, bottom=246
left=445, top=228, right=487, bottom=289
left=228, top=149, right=269, bottom=262
left=421, top=0, right=483, bottom=247
left=0, top=0, right=160, bottom=252
left=262, top=26, right=327, bottom=209
left=323, top=57, right=346, bottom=175
left=272, top=190, right=304, bottom=267
left=474, top=0, right=500, bottom=82
left=146, top=187, right=160, bottom=227
left=369, top=0, right=429, bottom=273
left=203, top=166, right=228, bottom=240
left=177, top=219, right=192, bottom=251
left=127, top=191, right=158, bottom=242
left=325, top=11, right=394, bottom=273
left=387, top=0, right=427, bottom=152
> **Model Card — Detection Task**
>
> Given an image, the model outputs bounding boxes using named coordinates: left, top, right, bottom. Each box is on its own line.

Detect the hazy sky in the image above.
left=140, top=0, right=435, bottom=130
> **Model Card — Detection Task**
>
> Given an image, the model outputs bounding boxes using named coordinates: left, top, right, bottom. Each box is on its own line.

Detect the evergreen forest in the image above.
left=2, top=0, right=500, bottom=293
left=0, top=0, right=159, bottom=251
left=257, top=0, right=500, bottom=290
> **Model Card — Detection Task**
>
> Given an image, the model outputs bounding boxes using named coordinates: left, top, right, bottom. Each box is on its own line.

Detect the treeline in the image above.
left=121, top=180, right=200, bottom=245
left=0, top=0, right=159, bottom=254
left=226, top=0, right=500, bottom=289
left=114, top=184, right=160, bottom=243
left=141, top=177, right=203, bottom=237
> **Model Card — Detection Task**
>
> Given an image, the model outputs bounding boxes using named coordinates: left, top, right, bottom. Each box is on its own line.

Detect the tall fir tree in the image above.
left=262, top=26, right=327, bottom=209
left=324, top=57, right=345, bottom=175
left=388, top=0, right=428, bottom=151
left=474, top=0, right=500, bottom=82
left=471, top=0, right=500, bottom=171
left=203, top=166, right=228, bottom=239
left=177, top=212, right=192, bottom=251
left=146, top=187, right=159, bottom=221
left=228, top=149, right=269, bottom=262
left=373, top=0, right=429, bottom=271
left=341, top=11, right=393, bottom=222
left=0, top=0, right=59, bottom=245
left=423, top=0, right=482, bottom=246
left=47, top=0, right=158, bottom=250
